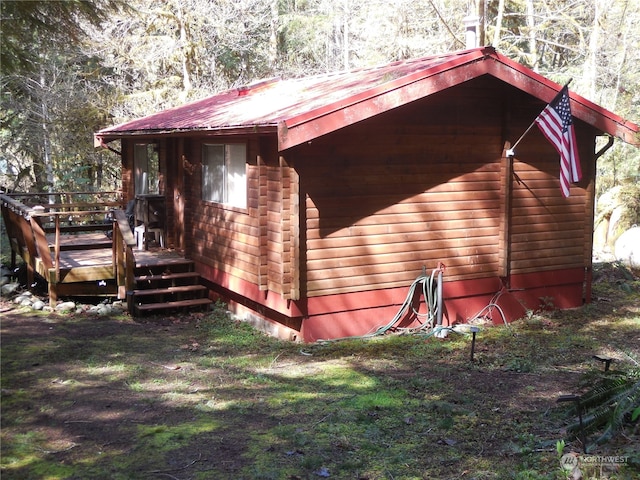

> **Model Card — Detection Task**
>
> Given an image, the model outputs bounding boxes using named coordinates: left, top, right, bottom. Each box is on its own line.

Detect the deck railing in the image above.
left=0, top=191, right=135, bottom=305
left=112, top=209, right=137, bottom=300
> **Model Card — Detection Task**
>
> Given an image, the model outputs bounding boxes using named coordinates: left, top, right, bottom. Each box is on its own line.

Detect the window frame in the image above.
left=201, top=142, right=248, bottom=210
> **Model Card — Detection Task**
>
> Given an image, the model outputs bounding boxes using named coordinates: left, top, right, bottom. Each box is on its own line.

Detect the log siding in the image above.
left=296, top=89, right=505, bottom=297
left=189, top=139, right=258, bottom=286
left=509, top=131, right=591, bottom=276
left=183, top=136, right=299, bottom=302
left=294, top=80, right=593, bottom=300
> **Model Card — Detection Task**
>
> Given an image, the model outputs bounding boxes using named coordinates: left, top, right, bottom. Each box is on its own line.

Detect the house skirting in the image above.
left=196, top=263, right=588, bottom=342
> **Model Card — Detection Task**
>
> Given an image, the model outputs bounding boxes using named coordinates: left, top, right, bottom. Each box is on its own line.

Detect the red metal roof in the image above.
left=95, top=47, right=638, bottom=149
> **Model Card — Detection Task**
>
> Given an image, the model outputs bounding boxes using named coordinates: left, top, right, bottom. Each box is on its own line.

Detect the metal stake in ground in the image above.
left=557, top=394, right=587, bottom=453
left=470, top=326, right=479, bottom=362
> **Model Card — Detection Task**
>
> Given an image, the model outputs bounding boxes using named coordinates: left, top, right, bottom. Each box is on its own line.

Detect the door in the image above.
left=133, top=143, right=159, bottom=195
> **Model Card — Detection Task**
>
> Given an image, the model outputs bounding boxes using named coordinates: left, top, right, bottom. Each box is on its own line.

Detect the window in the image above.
left=134, top=143, right=159, bottom=195
left=202, top=143, right=247, bottom=208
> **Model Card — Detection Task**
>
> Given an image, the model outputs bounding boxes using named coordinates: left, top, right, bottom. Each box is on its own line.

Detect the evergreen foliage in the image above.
left=566, top=361, right=640, bottom=447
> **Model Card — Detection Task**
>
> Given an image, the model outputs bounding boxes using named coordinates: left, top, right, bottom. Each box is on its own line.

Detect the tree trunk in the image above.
left=269, top=0, right=278, bottom=69
left=342, top=0, right=349, bottom=70
left=39, top=69, right=54, bottom=196
left=493, top=0, right=505, bottom=47
left=525, top=0, right=538, bottom=71
left=583, top=0, right=603, bottom=100
left=478, top=0, right=486, bottom=47
left=177, top=6, right=192, bottom=92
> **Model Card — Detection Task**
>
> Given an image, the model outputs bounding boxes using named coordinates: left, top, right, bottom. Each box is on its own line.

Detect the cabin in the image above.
left=93, top=46, right=637, bottom=341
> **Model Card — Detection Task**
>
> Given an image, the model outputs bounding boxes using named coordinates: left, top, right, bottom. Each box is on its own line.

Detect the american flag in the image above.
left=534, top=86, right=582, bottom=197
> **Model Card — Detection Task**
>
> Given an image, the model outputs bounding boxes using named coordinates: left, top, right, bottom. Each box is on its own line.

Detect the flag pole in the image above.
left=506, top=121, right=537, bottom=156
left=506, top=79, right=573, bottom=158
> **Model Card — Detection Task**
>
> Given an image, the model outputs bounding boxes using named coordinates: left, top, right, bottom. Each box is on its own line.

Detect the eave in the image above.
left=94, top=125, right=277, bottom=148
left=483, top=53, right=639, bottom=146
left=94, top=47, right=638, bottom=152
left=277, top=47, right=638, bottom=150
left=276, top=48, right=489, bottom=150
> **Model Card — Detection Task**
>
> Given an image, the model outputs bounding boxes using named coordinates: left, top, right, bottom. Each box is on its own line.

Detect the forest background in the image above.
left=1, top=0, right=639, bottom=200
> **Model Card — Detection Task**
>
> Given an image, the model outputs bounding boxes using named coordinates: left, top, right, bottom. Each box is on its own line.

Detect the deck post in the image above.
left=48, top=271, right=58, bottom=307
left=54, top=215, right=61, bottom=284
left=113, top=209, right=137, bottom=304
left=125, top=246, right=135, bottom=294
left=111, top=221, right=124, bottom=299
left=114, top=220, right=126, bottom=299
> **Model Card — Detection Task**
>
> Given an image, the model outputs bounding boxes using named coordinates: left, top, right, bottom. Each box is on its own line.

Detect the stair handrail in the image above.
left=111, top=209, right=137, bottom=303
left=0, top=193, right=38, bottom=283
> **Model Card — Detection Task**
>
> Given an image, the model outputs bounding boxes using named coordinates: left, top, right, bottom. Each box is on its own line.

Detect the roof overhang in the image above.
left=94, top=47, right=638, bottom=152
left=277, top=47, right=638, bottom=150
left=277, top=48, right=488, bottom=150
left=483, top=55, right=638, bottom=146
left=94, top=125, right=277, bottom=148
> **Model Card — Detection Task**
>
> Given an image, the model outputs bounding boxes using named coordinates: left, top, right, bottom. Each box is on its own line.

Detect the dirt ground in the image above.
left=0, top=305, right=250, bottom=477
left=1, top=262, right=639, bottom=479
left=0, top=310, right=568, bottom=477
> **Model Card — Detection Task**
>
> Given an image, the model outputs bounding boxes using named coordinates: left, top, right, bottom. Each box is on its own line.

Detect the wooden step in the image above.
left=133, top=285, right=207, bottom=297
left=135, top=297, right=213, bottom=313
left=135, top=271, right=201, bottom=283
left=135, top=256, right=195, bottom=270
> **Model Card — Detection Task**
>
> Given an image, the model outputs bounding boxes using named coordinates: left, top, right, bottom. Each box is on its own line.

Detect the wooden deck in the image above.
left=1, top=193, right=158, bottom=304
left=52, top=249, right=184, bottom=272
left=2, top=191, right=212, bottom=315
left=46, top=234, right=184, bottom=270
left=47, top=232, right=112, bottom=251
